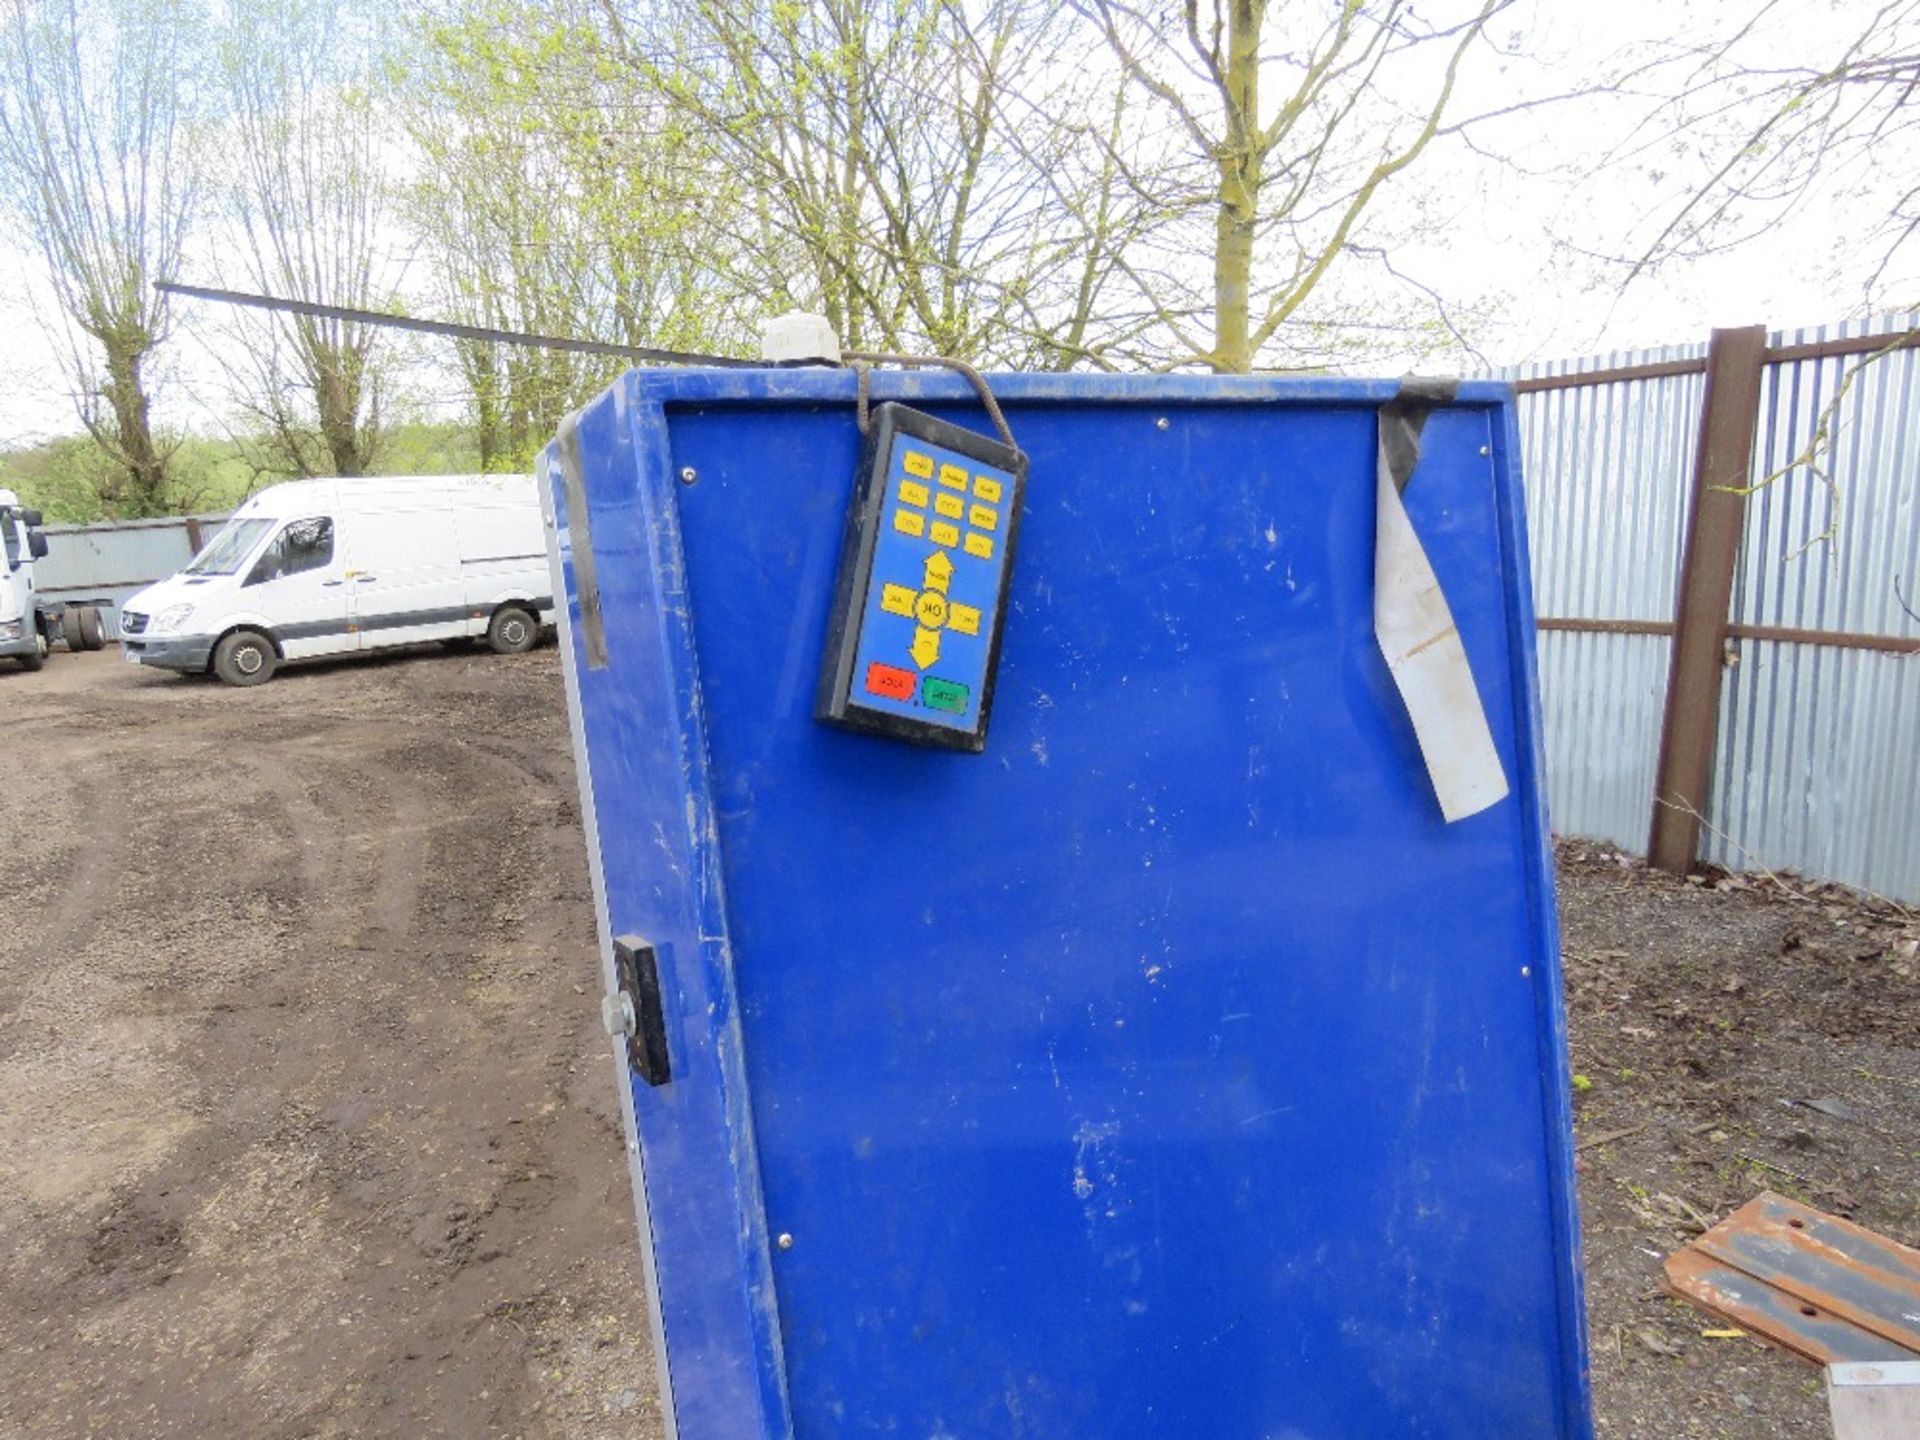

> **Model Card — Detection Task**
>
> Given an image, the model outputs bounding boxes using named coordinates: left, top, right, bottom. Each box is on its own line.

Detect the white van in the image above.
left=120, top=474, right=554, bottom=686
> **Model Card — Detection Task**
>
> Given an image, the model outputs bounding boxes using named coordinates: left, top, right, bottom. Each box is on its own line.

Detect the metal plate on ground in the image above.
left=1666, top=1192, right=1920, bottom=1365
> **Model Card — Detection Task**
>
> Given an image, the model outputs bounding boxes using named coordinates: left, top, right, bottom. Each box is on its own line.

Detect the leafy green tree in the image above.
left=403, top=0, right=747, bottom=469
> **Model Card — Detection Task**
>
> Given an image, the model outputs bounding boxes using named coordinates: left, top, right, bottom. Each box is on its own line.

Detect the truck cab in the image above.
left=1, top=488, right=54, bottom=669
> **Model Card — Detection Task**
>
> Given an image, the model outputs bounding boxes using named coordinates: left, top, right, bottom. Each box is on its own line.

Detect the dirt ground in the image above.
left=1560, top=839, right=1919, bottom=1438
left=1, top=648, right=1914, bottom=1439
left=0, top=646, right=659, bottom=1440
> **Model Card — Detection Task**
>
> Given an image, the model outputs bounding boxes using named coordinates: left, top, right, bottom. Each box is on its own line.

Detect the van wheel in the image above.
left=18, top=630, right=46, bottom=670
left=213, top=630, right=277, bottom=686
left=486, top=606, right=538, bottom=655
left=79, top=606, right=105, bottom=650
left=60, top=608, right=86, bottom=651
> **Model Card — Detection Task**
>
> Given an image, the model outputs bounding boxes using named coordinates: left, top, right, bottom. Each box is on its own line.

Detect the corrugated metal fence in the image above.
left=1512, top=340, right=1706, bottom=861
left=33, top=513, right=228, bottom=639
left=1508, top=312, right=1920, bottom=903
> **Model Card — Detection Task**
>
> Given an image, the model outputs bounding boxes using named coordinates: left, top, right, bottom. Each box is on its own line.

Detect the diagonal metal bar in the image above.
left=155, top=281, right=761, bottom=368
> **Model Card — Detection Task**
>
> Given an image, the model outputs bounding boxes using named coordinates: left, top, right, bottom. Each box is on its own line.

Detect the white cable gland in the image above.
left=760, top=311, right=841, bottom=364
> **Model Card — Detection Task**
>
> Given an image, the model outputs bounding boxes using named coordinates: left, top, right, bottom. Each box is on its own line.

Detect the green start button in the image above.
left=922, top=676, right=969, bottom=714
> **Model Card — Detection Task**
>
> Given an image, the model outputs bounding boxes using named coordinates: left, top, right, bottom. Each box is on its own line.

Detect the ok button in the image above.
left=914, top=591, right=948, bottom=629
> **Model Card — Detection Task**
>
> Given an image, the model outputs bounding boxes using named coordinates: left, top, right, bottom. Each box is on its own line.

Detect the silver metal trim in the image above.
left=539, top=444, right=682, bottom=1440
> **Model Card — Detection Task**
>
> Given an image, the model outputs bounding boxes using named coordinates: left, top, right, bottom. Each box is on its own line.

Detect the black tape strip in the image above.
left=1378, top=377, right=1461, bottom=494
left=557, top=413, right=608, bottom=671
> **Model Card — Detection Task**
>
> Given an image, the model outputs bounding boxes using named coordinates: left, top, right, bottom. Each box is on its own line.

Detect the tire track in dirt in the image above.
left=0, top=649, right=657, bottom=1440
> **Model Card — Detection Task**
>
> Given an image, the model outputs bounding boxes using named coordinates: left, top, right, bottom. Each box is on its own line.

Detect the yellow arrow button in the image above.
left=947, top=603, right=980, bottom=636
left=923, top=551, right=953, bottom=592
left=880, top=583, right=916, bottom=617
left=911, top=626, right=941, bottom=669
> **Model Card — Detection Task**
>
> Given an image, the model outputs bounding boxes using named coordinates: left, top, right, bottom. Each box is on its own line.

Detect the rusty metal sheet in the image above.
left=1665, top=1251, right=1914, bottom=1365
left=1665, top=1193, right=1920, bottom=1366
left=1696, top=1194, right=1920, bottom=1352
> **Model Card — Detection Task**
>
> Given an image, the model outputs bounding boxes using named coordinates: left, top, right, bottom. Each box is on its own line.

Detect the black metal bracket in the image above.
left=612, top=935, right=672, bottom=1086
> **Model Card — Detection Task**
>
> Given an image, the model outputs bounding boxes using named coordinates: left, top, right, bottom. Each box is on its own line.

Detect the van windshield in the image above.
left=184, top=517, right=273, bottom=576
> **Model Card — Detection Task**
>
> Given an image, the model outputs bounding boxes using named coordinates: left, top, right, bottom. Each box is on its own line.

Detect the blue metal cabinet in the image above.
left=542, top=370, right=1592, bottom=1440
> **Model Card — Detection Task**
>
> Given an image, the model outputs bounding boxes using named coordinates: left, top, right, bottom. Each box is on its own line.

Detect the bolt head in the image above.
left=678, top=466, right=698, bottom=484
left=1154, top=417, right=1170, bottom=431
left=601, top=992, right=637, bottom=1038
left=776, top=1232, right=794, bottom=1250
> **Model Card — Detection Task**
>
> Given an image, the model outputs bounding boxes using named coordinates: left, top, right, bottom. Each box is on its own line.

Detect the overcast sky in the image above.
left=1, top=0, right=1912, bottom=447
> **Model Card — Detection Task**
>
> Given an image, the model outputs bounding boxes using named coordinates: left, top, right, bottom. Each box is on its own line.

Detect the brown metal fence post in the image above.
left=1647, top=324, right=1768, bottom=873
left=183, top=516, right=204, bottom=553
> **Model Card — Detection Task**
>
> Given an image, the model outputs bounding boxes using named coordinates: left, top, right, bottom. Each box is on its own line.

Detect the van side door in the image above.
left=451, top=494, right=550, bottom=636
left=242, top=516, right=349, bottom=659
left=337, top=504, right=466, bottom=650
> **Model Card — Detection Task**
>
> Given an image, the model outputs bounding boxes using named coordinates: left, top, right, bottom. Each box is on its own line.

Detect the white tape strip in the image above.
left=1374, top=449, right=1509, bottom=822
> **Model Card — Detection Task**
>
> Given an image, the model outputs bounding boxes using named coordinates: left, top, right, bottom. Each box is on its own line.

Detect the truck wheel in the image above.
left=18, top=630, right=46, bottom=670
left=79, top=606, right=105, bottom=650
left=486, top=605, right=538, bottom=655
left=212, top=630, right=277, bottom=686
left=60, top=608, right=85, bottom=651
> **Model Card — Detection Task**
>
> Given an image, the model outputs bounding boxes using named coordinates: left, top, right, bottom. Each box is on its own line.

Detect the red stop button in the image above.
left=864, top=662, right=917, bottom=702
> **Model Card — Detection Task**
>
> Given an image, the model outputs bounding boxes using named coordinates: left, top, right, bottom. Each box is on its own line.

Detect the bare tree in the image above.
left=1604, top=0, right=1920, bottom=302
left=217, top=0, right=396, bottom=477
left=1076, top=0, right=1509, bottom=373
left=598, top=0, right=1161, bottom=366
left=406, top=0, right=1521, bottom=395
left=1541, top=2, right=1920, bottom=557
left=0, top=0, right=199, bottom=515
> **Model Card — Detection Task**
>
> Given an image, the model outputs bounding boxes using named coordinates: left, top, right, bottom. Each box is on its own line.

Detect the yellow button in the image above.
left=973, top=476, right=1003, bottom=503
left=930, top=521, right=960, bottom=547
left=880, top=583, right=916, bottom=617
left=894, top=509, right=925, bottom=538
left=934, top=492, right=963, bottom=519
left=899, top=480, right=929, bottom=508
left=968, top=504, right=998, bottom=532
left=947, top=603, right=980, bottom=636
left=938, top=463, right=968, bottom=491
left=914, top=591, right=948, bottom=628
left=964, top=532, right=993, bottom=560
left=903, top=450, right=933, bottom=479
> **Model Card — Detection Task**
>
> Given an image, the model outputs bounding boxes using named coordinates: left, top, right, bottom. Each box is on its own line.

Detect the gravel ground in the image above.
left=1, top=646, right=1913, bottom=1439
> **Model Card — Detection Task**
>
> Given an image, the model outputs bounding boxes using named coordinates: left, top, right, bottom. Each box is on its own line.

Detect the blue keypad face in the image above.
left=846, top=435, right=1014, bottom=733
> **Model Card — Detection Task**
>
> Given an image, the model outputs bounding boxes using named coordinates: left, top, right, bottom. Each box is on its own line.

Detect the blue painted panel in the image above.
left=548, top=370, right=1592, bottom=1440
left=542, top=397, right=793, bottom=1440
